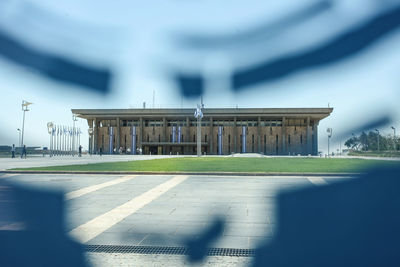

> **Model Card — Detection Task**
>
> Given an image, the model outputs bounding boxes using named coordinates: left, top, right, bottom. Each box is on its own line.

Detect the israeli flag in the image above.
left=194, top=107, right=203, bottom=119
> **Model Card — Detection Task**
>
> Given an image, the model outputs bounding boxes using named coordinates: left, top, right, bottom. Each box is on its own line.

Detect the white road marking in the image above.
left=69, top=175, right=189, bottom=243
left=65, top=175, right=138, bottom=200
left=0, top=174, right=18, bottom=178
left=0, top=222, right=26, bottom=231
left=307, top=177, right=328, bottom=185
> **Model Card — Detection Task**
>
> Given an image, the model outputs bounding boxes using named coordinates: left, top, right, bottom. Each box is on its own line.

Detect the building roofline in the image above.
left=71, top=108, right=333, bottom=120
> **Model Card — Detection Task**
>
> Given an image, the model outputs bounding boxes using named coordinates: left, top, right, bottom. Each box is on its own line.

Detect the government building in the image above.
left=72, top=108, right=333, bottom=155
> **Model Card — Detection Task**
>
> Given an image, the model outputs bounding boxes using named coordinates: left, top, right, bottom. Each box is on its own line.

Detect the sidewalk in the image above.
left=0, top=154, right=186, bottom=171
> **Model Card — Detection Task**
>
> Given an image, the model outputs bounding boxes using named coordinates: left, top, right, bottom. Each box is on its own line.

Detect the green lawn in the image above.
left=13, top=157, right=400, bottom=173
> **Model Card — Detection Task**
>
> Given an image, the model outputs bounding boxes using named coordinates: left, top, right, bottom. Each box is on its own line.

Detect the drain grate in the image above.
left=85, top=245, right=255, bottom=257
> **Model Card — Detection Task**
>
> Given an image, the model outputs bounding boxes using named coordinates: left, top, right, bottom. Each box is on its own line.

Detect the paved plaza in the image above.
left=0, top=172, right=352, bottom=266
left=0, top=154, right=186, bottom=171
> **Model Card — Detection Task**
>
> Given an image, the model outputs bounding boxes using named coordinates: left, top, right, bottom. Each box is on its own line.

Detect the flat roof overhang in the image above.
left=72, top=108, right=333, bottom=121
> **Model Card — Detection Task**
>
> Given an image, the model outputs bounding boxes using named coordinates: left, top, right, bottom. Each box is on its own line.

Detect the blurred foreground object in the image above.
left=253, top=166, right=400, bottom=266
left=0, top=181, right=88, bottom=267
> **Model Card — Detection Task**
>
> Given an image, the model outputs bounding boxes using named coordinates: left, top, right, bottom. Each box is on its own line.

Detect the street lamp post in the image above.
left=327, top=128, right=332, bottom=157
left=391, top=126, right=396, bottom=151
left=21, top=100, right=33, bottom=147
left=194, top=103, right=204, bottom=157
left=17, top=128, right=21, bottom=147
left=375, top=129, right=380, bottom=151
left=72, top=114, right=78, bottom=156
left=47, top=122, right=54, bottom=157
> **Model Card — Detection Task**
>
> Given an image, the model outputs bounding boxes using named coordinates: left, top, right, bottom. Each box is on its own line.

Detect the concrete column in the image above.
left=139, top=117, right=143, bottom=149
left=234, top=117, right=237, bottom=153
left=163, top=117, right=167, bottom=154
left=282, top=117, right=286, bottom=155
left=94, top=118, right=98, bottom=154
left=185, top=117, right=190, bottom=154
left=210, top=117, right=214, bottom=154
left=257, top=116, right=261, bottom=153
left=306, top=117, right=312, bottom=155
left=87, top=119, right=94, bottom=154
left=116, top=117, right=120, bottom=152
left=312, top=122, right=319, bottom=155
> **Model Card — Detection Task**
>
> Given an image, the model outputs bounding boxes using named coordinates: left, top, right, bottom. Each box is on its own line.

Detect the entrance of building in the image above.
left=148, top=146, right=158, bottom=155
left=171, top=146, right=184, bottom=155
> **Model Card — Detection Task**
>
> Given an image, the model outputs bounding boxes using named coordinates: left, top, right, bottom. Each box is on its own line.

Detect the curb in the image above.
left=0, top=170, right=358, bottom=176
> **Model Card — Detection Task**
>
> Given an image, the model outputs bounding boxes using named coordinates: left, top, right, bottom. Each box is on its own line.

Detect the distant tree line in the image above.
left=345, top=131, right=399, bottom=151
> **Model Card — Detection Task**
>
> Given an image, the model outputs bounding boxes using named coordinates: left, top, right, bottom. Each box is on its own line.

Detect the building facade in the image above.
left=72, top=108, right=333, bottom=155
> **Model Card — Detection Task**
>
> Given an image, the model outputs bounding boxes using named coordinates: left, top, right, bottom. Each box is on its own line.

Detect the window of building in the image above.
left=237, top=120, right=257, bottom=126
left=122, top=120, right=139, bottom=127
left=190, top=121, right=210, bottom=126
left=300, top=134, right=303, bottom=144
left=288, top=134, right=291, bottom=145
left=145, top=120, right=163, bottom=127
left=213, top=120, right=234, bottom=126
left=158, top=134, right=161, bottom=142
left=167, top=120, right=187, bottom=126
left=205, top=135, right=207, bottom=142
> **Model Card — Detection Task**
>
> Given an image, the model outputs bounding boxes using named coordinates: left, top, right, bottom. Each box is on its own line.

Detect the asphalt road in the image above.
left=0, top=173, right=352, bottom=266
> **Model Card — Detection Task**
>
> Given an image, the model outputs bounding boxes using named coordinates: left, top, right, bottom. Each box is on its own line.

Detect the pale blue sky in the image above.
left=1, top=0, right=400, bottom=153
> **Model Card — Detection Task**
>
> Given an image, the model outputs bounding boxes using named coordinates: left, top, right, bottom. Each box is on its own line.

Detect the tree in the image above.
left=345, top=136, right=359, bottom=150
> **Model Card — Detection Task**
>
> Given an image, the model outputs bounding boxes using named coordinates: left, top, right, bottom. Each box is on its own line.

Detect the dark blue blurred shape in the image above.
left=176, top=74, right=204, bottom=98
left=178, top=0, right=332, bottom=48
left=185, top=217, right=225, bottom=263
left=337, top=115, right=392, bottom=142
left=252, top=166, right=400, bottom=267
left=0, top=30, right=111, bottom=93
left=233, top=5, right=400, bottom=90
left=0, top=181, right=88, bottom=267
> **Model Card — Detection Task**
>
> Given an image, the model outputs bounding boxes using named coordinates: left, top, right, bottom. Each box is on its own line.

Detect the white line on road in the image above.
left=307, top=177, right=328, bottom=185
left=69, top=175, right=189, bottom=243
left=65, top=175, right=138, bottom=200
left=0, top=174, right=18, bottom=179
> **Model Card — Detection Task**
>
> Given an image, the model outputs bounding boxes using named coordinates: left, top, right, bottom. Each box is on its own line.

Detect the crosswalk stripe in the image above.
left=65, top=175, right=137, bottom=200
left=69, top=175, right=189, bottom=243
left=307, top=177, right=328, bottom=185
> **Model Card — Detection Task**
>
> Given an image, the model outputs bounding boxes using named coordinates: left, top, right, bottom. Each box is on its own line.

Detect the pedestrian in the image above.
left=78, top=145, right=82, bottom=157
left=99, top=147, right=103, bottom=156
left=11, top=144, right=16, bottom=158
left=21, top=145, right=27, bottom=159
